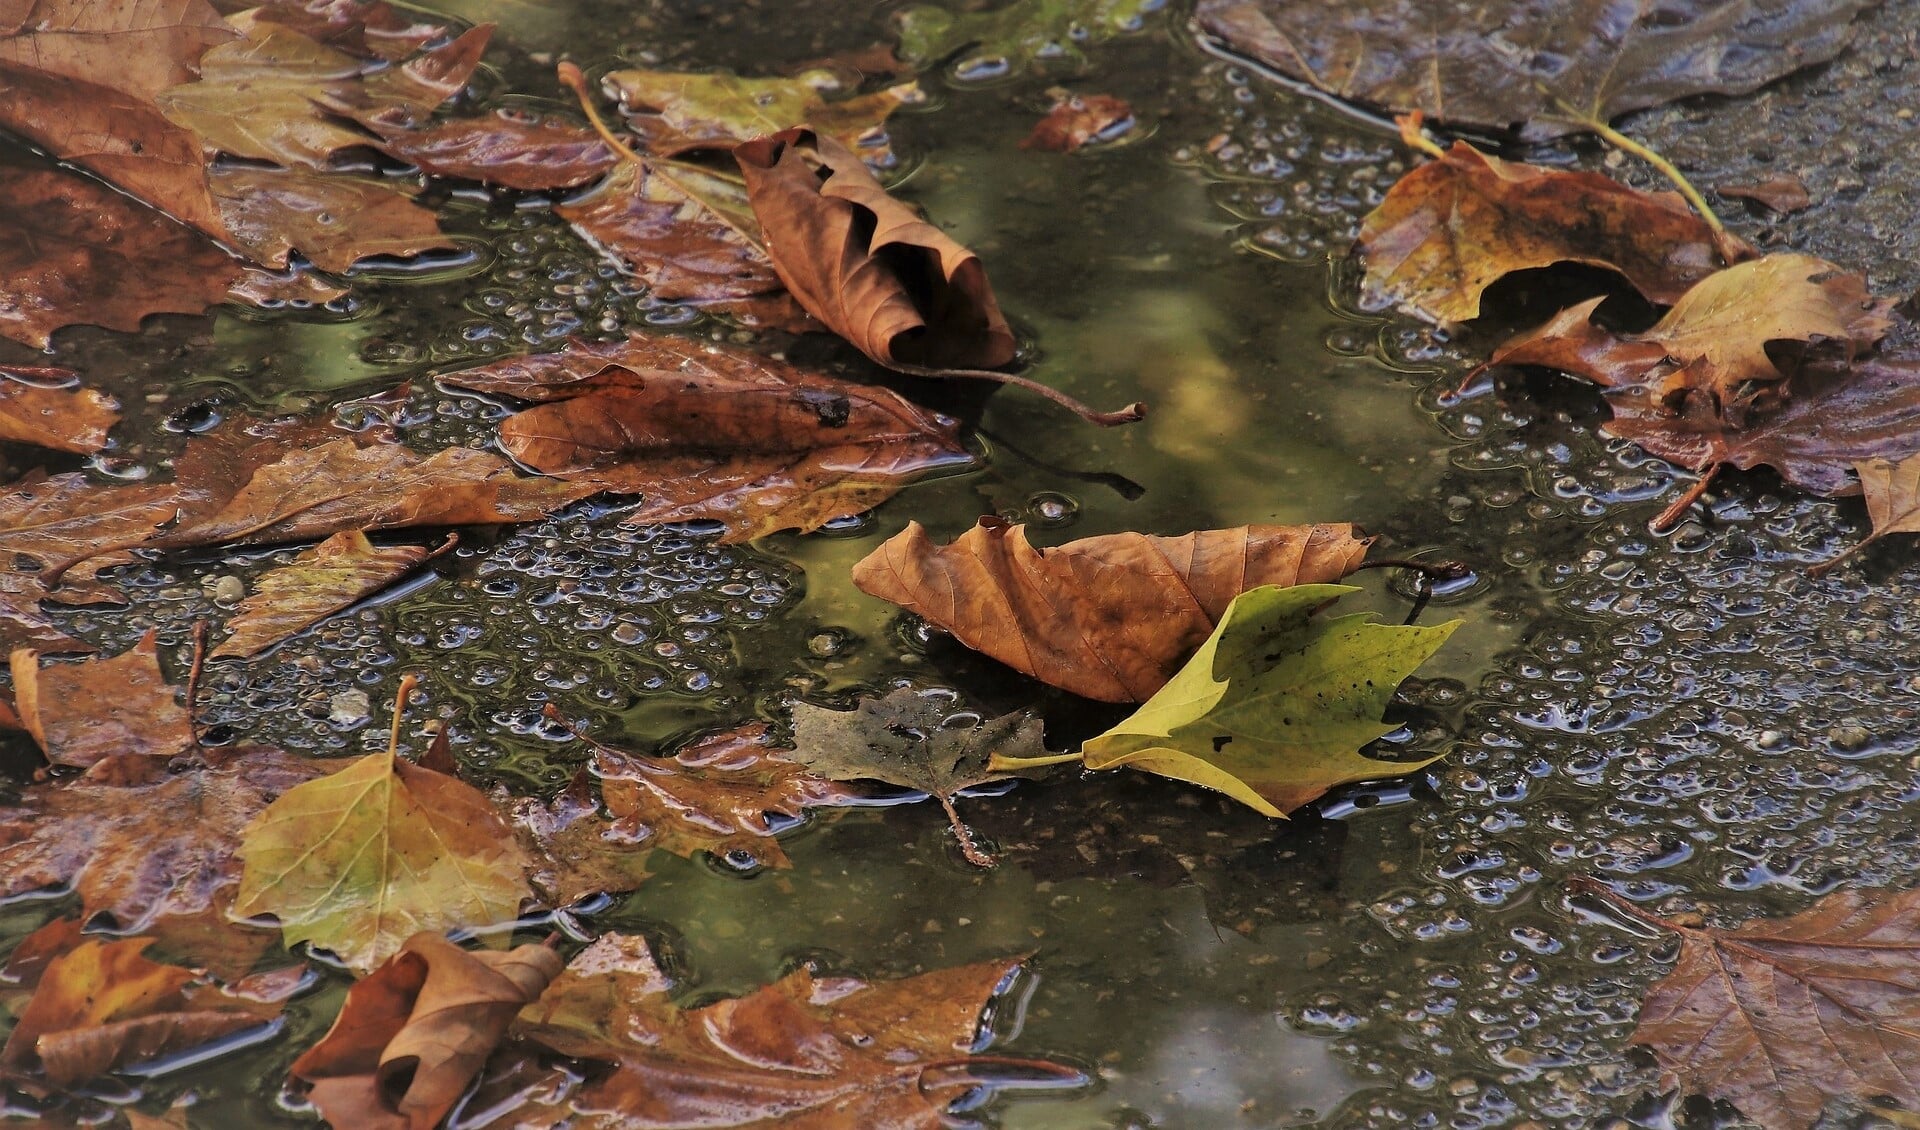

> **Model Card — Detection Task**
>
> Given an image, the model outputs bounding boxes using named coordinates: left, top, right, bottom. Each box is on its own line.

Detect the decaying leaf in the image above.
left=10, top=630, right=195, bottom=769
left=290, top=933, right=563, bottom=1130
left=1816, top=454, right=1920, bottom=572
left=514, top=932, right=1077, bottom=1128
left=1195, top=0, right=1872, bottom=139
left=1358, top=143, right=1740, bottom=324
left=735, top=127, right=1017, bottom=370
left=1023, top=89, right=1135, bottom=152
left=607, top=67, right=923, bottom=167
left=1572, top=875, right=1920, bottom=1130
left=791, top=687, right=1046, bottom=866
left=852, top=518, right=1371, bottom=702
left=210, top=165, right=453, bottom=274
left=998, top=585, right=1458, bottom=817
left=444, top=334, right=971, bottom=541
left=214, top=531, right=452, bottom=659
left=897, top=0, right=1164, bottom=78
left=376, top=108, right=615, bottom=190
left=1720, top=173, right=1814, bottom=214
left=0, top=367, right=116, bottom=454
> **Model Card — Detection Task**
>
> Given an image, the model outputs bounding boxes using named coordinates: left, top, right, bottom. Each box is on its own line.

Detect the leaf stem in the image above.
left=989, top=751, right=1084, bottom=771
left=1565, top=874, right=1685, bottom=935
left=1650, top=463, right=1720, bottom=532
left=1394, top=112, right=1445, bottom=159
left=558, top=62, right=647, bottom=167
left=1810, top=529, right=1881, bottom=577
left=1571, top=110, right=1724, bottom=234
left=937, top=793, right=996, bottom=868
left=387, top=673, right=419, bottom=758
left=891, top=363, right=1146, bottom=427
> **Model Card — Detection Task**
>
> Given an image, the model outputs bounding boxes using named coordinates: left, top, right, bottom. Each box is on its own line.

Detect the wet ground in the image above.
left=5, top=1, right=1920, bottom=1127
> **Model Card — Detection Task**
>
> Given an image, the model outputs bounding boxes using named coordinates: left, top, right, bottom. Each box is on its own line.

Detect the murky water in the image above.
left=9, top=0, right=1920, bottom=1127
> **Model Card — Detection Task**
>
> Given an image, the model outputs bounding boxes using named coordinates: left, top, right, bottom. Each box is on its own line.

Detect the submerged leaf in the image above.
left=1023, top=89, right=1135, bottom=152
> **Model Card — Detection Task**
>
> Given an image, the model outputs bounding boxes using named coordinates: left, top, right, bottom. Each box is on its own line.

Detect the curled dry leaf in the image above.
left=736, top=127, right=1017, bottom=370
left=444, top=334, right=971, bottom=542
left=10, top=630, right=194, bottom=769
left=851, top=518, right=1371, bottom=702
left=290, top=933, right=563, bottom=1130
left=1573, top=875, right=1920, bottom=1130
left=0, top=367, right=117, bottom=454
left=376, top=108, right=615, bottom=190
left=1023, top=89, right=1135, bottom=152
left=213, top=531, right=452, bottom=659
left=1816, top=454, right=1920, bottom=573
left=607, top=67, right=923, bottom=167
left=1195, top=0, right=1872, bottom=139
left=1357, top=143, right=1740, bottom=324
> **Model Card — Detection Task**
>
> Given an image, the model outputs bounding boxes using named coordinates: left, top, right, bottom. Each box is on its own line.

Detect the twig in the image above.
left=1650, top=464, right=1720, bottom=532
left=1809, top=531, right=1880, bottom=578
left=1565, top=874, right=1683, bottom=935
left=936, top=792, right=996, bottom=868
left=185, top=620, right=209, bottom=754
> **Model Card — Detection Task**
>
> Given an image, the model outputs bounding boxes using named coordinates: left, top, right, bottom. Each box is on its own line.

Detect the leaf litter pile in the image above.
left=0, top=0, right=1916, bottom=1126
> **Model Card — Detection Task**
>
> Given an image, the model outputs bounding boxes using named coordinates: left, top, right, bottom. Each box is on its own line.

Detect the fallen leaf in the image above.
left=234, top=742, right=533, bottom=973
left=0, top=470, right=186, bottom=652
left=1195, top=0, right=1872, bottom=139
left=1357, top=142, right=1740, bottom=324
left=242, top=0, right=446, bottom=62
left=851, top=518, right=1371, bottom=702
left=1023, top=89, right=1135, bottom=152
left=0, top=747, right=322, bottom=978
left=791, top=687, right=1046, bottom=866
left=290, top=933, right=563, bottom=1130
left=1720, top=173, right=1814, bottom=214
left=514, top=933, right=1077, bottom=1128
left=213, top=531, right=452, bottom=659
left=443, top=334, right=972, bottom=541
left=210, top=165, right=455, bottom=273
left=376, top=108, right=615, bottom=190
left=1816, top=454, right=1920, bottom=572
left=607, top=67, right=923, bottom=167
left=735, top=127, right=1017, bottom=370
left=897, top=0, right=1164, bottom=78
left=997, top=584, right=1458, bottom=817
left=0, top=367, right=117, bottom=454
left=1571, top=875, right=1920, bottom=1130
left=10, top=630, right=195, bottom=769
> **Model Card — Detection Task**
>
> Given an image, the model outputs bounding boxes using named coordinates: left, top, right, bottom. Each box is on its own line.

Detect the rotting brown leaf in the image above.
left=1720, top=174, right=1814, bottom=215
left=851, top=518, right=1372, bottom=702
left=210, top=165, right=454, bottom=274
left=376, top=109, right=615, bottom=190
left=1572, top=875, right=1920, bottom=1130
left=213, top=531, right=453, bottom=660
left=10, top=630, right=194, bottom=769
left=1357, top=143, right=1743, bottom=324
left=1023, top=89, right=1135, bottom=152
left=0, top=367, right=118, bottom=455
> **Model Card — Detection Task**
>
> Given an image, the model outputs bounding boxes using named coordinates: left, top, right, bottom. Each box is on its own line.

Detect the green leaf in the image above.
left=998, top=584, right=1458, bottom=817
left=896, top=0, right=1164, bottom=80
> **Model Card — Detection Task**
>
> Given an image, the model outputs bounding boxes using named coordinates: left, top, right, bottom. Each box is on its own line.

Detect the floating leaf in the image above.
left=10, top=630, right=194, bottom=769
left=214, top=531, right=452, bottom=660
left=376, top=108, right=615, bottom=190
left=897, top=0, right=1164, bottom=80
left=607, top=67, right=923, bottom=166
left=852, top=519, right=1371, bottom=702
left=1023, top=89, right=1135, bottom=152
left=210, top=165, right=454, bottom=273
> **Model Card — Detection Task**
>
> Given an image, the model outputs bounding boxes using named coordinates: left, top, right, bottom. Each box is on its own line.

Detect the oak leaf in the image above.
left=0, top=367, right=118, bottom=454
left=1023, top=89, right=1135, bottom=152
left=997, top=585, right=1458, bottom=817
left=375, top=108, right=615, bottom=190
left=1573, top=875, right=1920, bottom=1129
left=606, top=67, right=923, bottom=167
left=897, top=0, right=1164, bottom=79
left=1195, top=0, right=1872, bottom=139
left=443, top=334, right=971, bottom=542
left=1357, top=143, right=1740, bottom=324
left=213, top=531, right=452, bottom=659
left=290, top=933, right=563, bottom=1130
left=851, top=518, right=1371, bottom=702
left=10, top=630, right=194, bottom=769
left=735, top=127, right=1017, bottom=370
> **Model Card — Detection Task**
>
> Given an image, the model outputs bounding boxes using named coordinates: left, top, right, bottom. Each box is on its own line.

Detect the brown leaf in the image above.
left=1846, top=454, right=1920, bottom=559
left=606, top=67, right=923, bottom=166
left=1357, top=142, right=1739, bottom=324
left=213, top=531, right=450, bottom=659
left=290, top=933, right=563, bottom=1130
left=38, top=1010, right=263, bottom=1087
left=242, top=0, right=447, bottom=62
left=0, top=367, right=117, bottom=454
left=513, top=933, right=1074, bottom=1129
left=735, top=127, right=1017, bottom=370
left=1023, top=89, right=1135, bottom=152
left=0, top=747, right=322, bottom=977
left=1574, top=875, right=1920, bottom=1129
left=851, top=519, right=1372, bottom=702
left=1195, top=0, right=1872, bottom=140
left=10, top=630, right=194, bottom=768
left=444, top=335, right=972, bottom=542
left=1720, top=173, right=1814, bottom=214
left=211, top=165, right=454, bottom=273
left=377, top=109, right=615, bottom=190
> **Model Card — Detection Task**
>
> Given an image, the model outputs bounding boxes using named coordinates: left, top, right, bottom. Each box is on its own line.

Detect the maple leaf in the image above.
left=1357, top=143, right=1741, bottom=324
left=897, top=0, right=1164, bottom=79
left=443, top=334, right=972, bottom=542
left=606, top=67, right=923, bottom=167
left=290, top=933, right=563, bottom=1130
left=213, top=531, right=454, bottom=659
left=998, top=585, right=1459, bottom=817
left=1572, top=875, right=1920, bottom=1129
left=9, top=630, right=195, bottom=769
left=513, top=933, right=1079, bottom=1129
left=1196, top=0, right=1872, bottom=139
left=0, top=367, right=118, bottom=454
left=1022, top=89, right=1135, bottom=152
left=851, top=518, right=1371, bottom=702
left=791, top=687, right=1047, bottom=867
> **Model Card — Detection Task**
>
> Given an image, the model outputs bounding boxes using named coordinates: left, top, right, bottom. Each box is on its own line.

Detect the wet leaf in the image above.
left=514, top=933, right=1076, bottom=1129
left=1196, top=0, right=1872, bottom=139
left=0, top=470, right=183, bottom=652
left=0, top=747, right=321, bottom=978
left=1023, top=89, right=1135, bottom=152
left=608, top=67, right=923, bottom=167
left=1828, top=454, right=1920, bottom=567
left=897, top=0, right=1163, bottom=79
left=213, top=531, right=451, bottom=660
left=997, top=585, right=1457, bottom=817
left=1720, top=173, right=1814, bottom=214
left=1358, top=142, right=1740, bottom=324
left=0, top=367, right=117, bottom=455
left=10, top=630, right=194, bottom=769
left=735, top=127, right=1017, bottom=370
left=243, top=0, right=446, bottom=62
left=1573, top=875, right=1920, bottom=1130
left=851, top=519, right=1371, bottom=703
left=791, top=687, right=1046, bottom=866
left=376, top=108, right=615, bottom=190
left=290, top=933, right=563, bottom=1130
left=234, top=747, right=534, bottom=973
left=444, top=334, right=971, bottom=542
left=210, top=165, right=454, bottom=273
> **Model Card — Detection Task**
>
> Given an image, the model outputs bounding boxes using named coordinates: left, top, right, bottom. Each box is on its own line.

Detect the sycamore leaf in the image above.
left=213, top=531, right=452, bottom=659
left=10, top=630, right=195, bottom=769
left=290, top=933, right=563, bottom=1130
left=0, top=367, right=118, bottom=454
left=897, top=0, right=1164, bottom=79
left=234, top=747, right=534, bottom=973
left=606, top=67, right=923, bottom=167
left=996, top=585, right=1457, bottom=817
left=512, top=933, right=1078, bottom=1128
left=851, top=518, right=1371, bottom=702
left=1357, top=143, right=1740, bottom=324
left=1572, top=875, right=1920, bottom=1130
